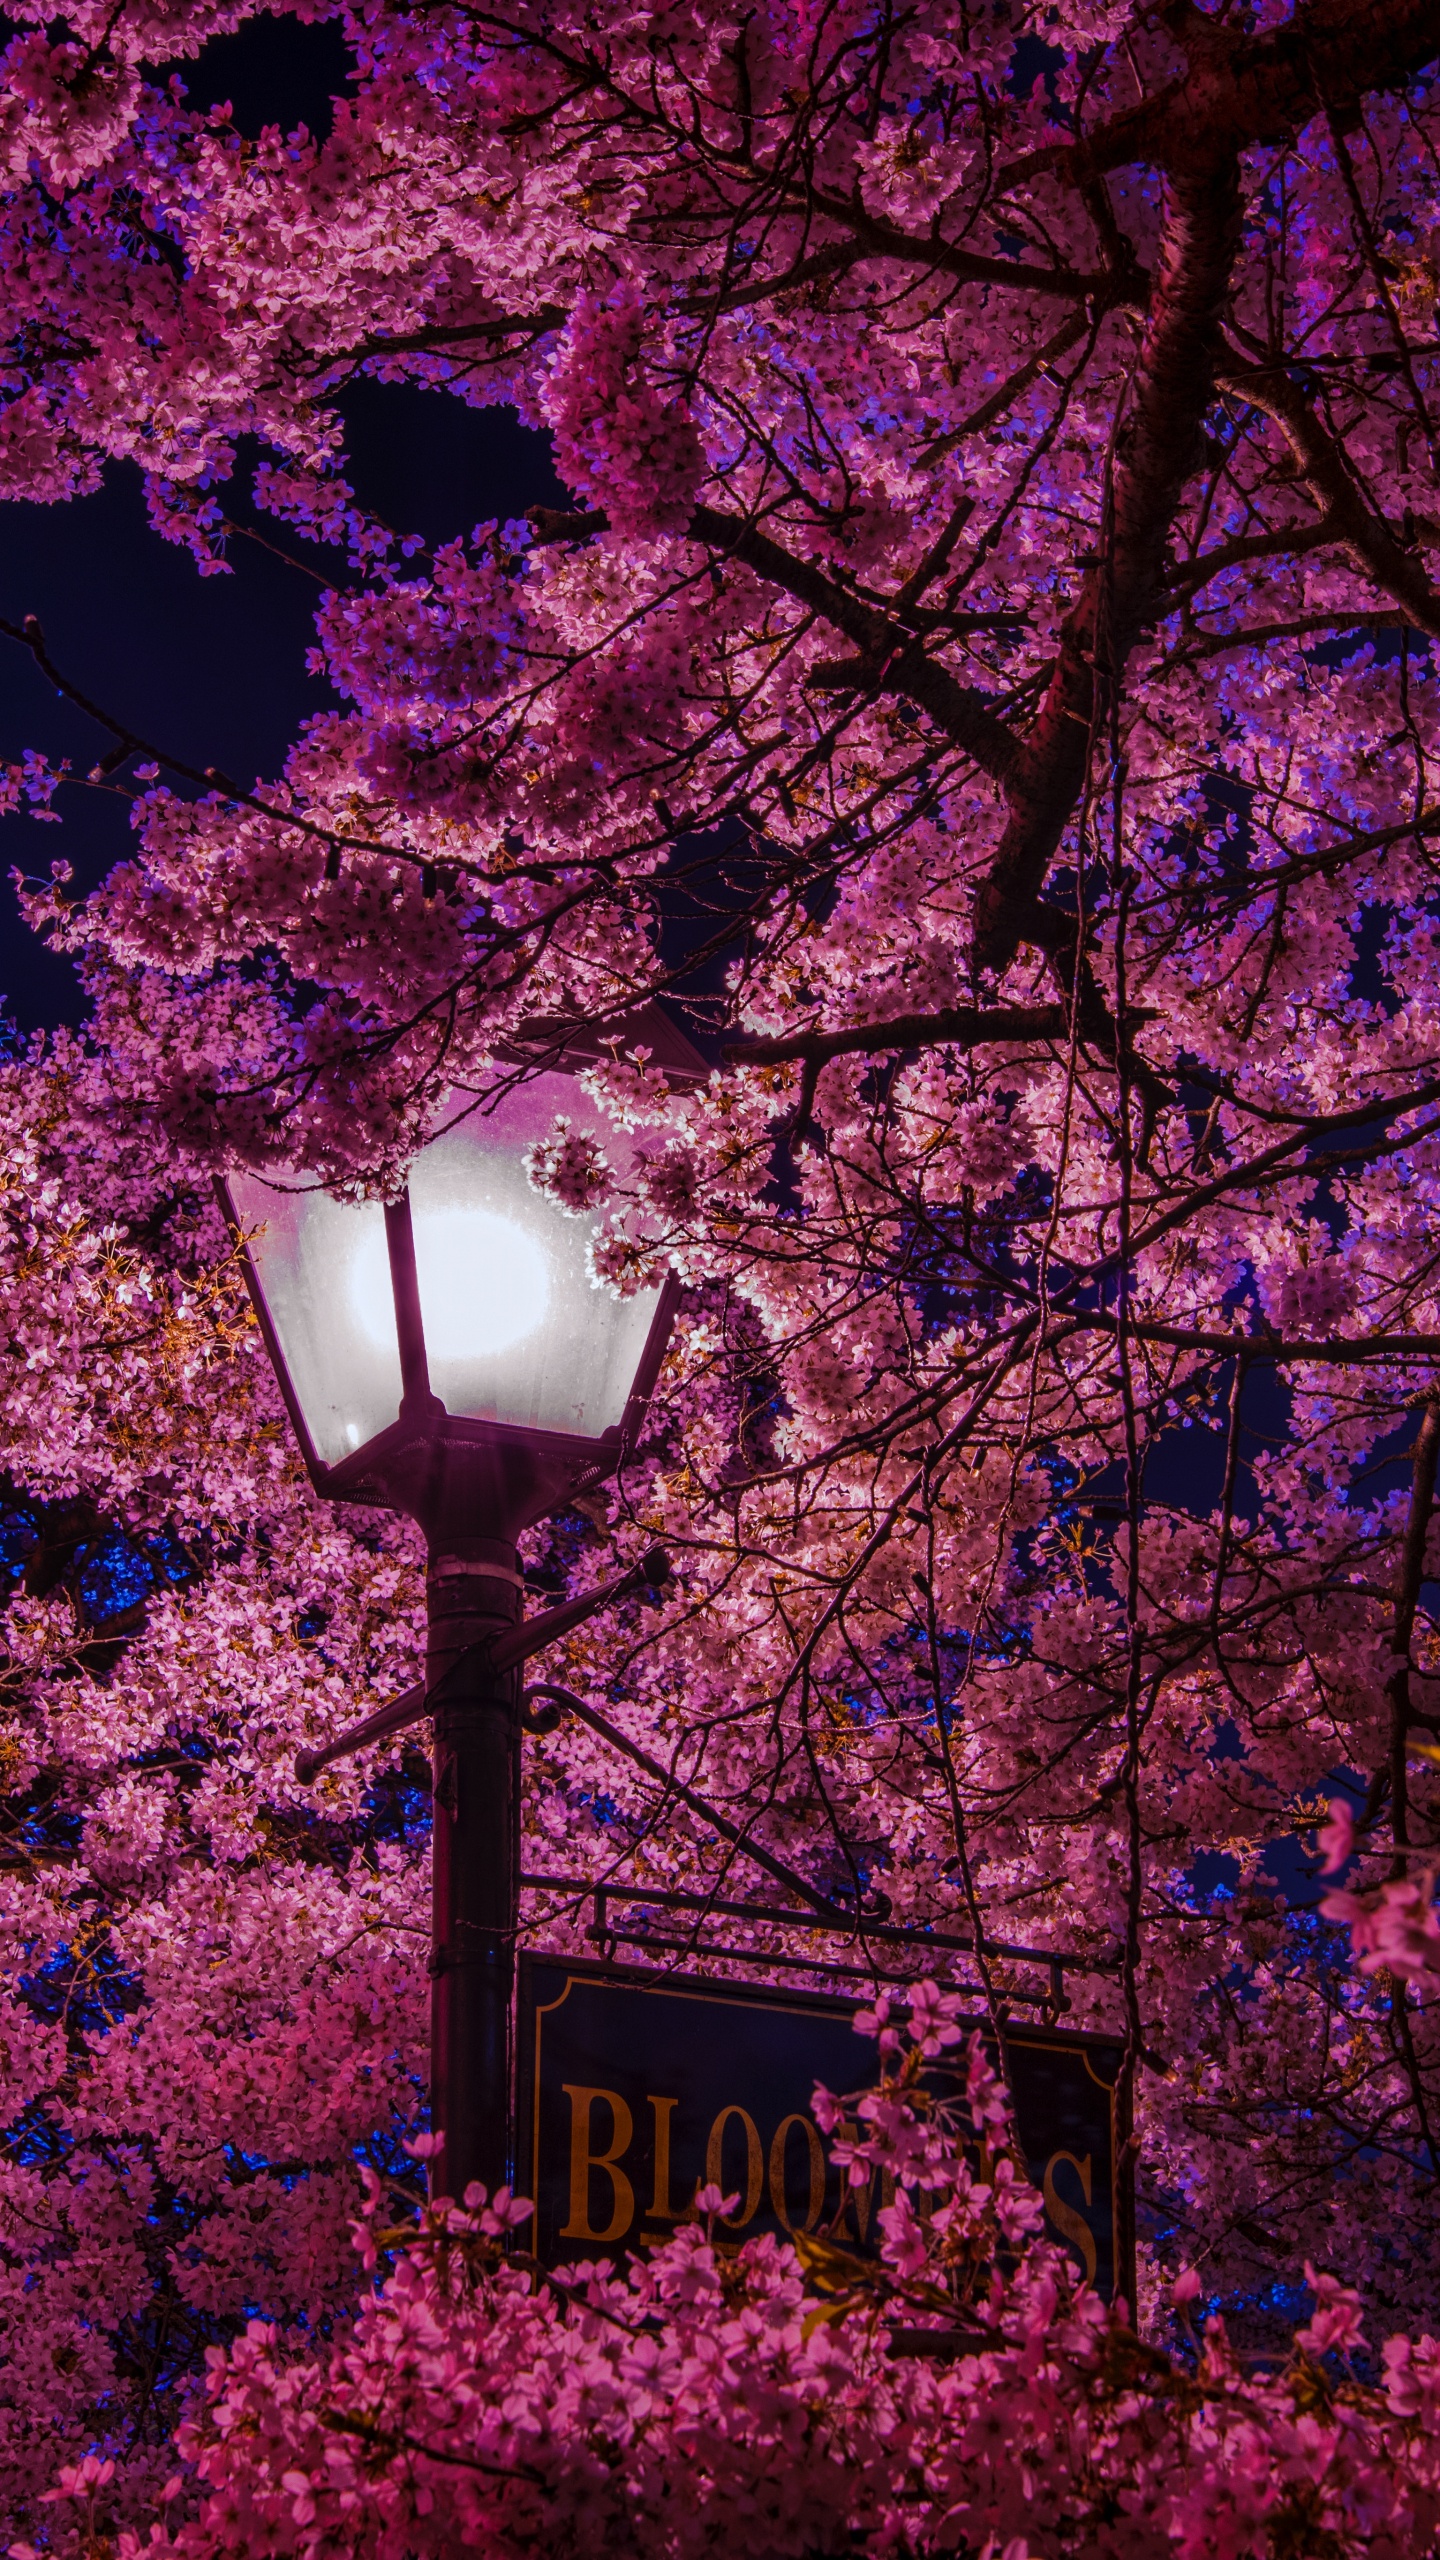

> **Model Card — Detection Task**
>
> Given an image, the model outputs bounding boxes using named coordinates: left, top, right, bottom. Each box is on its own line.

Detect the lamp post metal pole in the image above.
left=383, top=1200, right=523, bottom=2206
left=425, top=1540, right=521, bottom=2206
left=290, top=1512, right=674, bottom=2208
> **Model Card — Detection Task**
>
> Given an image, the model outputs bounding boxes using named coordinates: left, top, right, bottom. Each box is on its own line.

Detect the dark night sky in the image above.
left=0, top=11, right=567, bottom=1031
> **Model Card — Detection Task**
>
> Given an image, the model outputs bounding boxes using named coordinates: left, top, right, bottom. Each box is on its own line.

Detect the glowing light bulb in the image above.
left=351, top=1208, right=550, bottom=1360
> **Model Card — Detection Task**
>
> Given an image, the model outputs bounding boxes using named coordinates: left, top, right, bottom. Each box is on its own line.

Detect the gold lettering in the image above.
left=845, top=2150, right=891, bottom=2252
left=647, top=2095, right=679, bottom=2220
left=705, top=2104, right=763, bottom=2226
left=1042, top=2149, right=1098, bottom=2286
left=560, top=2085, right=635, bottom=2243
left=768, top=2113, right=826, bottom=2234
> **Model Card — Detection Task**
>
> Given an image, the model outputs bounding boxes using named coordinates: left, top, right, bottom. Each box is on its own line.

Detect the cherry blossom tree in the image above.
left=0, top=1023, right=431, bottom=2535
left=8, top=0, right=1440, bottom=2546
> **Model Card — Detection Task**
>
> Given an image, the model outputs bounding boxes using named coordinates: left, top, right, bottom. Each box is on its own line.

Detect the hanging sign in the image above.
left=515, top=1955, right=1133, bottom=2302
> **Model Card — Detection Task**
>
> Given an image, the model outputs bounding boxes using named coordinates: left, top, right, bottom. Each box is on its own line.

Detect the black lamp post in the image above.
left=219, top=1013, right=702, bottom=2204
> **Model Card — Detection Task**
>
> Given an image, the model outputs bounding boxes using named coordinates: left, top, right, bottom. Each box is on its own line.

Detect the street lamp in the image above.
left=219, top=1011, right=703, bottom=2203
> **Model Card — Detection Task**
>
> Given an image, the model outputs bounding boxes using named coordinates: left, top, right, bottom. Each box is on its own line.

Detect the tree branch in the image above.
left=724, top=1004, right=1079, bottom=1067
left=999, top=0, right=1440, bottom=191
left=1387, top=1401, right=1440, bottom=1858
left=797, top=192, right=1121, bottom=302
left=973, top=164, right=1245, bottom=976
left=1215, top=357, right=1440, bottom=639
left=529, top=502, right=1021, bottom=786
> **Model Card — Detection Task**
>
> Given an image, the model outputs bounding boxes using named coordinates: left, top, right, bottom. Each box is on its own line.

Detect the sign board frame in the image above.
left=515, top=1951, right=1134, bottom=2303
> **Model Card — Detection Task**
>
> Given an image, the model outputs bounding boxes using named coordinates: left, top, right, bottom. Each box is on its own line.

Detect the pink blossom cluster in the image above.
left=525, top=1116, right=615, bottom=1216
left=1323, top=1868, right=1440, bottom=1983
left=44, top=2011, right=1440, bottom=2560
left=541, top=290, right=702, bottom=539
left=0, top=33, right=138, bottom=189
left=0, top=753, right=64, bottom=821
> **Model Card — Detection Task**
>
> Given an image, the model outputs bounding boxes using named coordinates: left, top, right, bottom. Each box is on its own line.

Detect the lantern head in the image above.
left=220, top=1011, right=703, bottom=1544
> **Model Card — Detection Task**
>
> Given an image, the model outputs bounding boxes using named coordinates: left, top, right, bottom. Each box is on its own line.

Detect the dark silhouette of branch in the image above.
left=724, top=1005, right=1078, bottom=1067
left=1215, top=356, right=1440, bottom=638
left=999, top=0, right=1440, bottom=190
left=973, top=165, right=1245, bottom=976
left=529, top=502, right=1021, bottom=784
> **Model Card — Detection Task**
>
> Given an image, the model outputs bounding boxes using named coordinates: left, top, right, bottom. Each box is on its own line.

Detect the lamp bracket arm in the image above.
left=294, top=1683, right=427, bottom=1785
left=520, top=1679, right=855, bottom=1926
left=291, top=1549, right=670, bottom=1786
left=485, top=1547, right=670, bottom=1679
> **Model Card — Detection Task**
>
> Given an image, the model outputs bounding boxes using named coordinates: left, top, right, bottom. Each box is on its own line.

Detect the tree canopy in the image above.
left=7, top=0, right=1440, bottom=2548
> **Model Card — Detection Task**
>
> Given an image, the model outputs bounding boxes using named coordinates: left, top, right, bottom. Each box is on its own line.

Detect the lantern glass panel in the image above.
left=226, top=1179, right=401, bottom=1466
left=405, top=1074, right=661, bottom=1436
left=229, top=1071, right=663, bottom=1467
